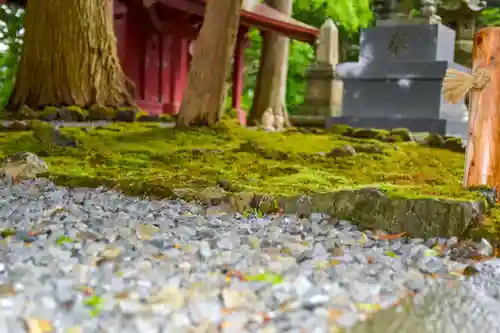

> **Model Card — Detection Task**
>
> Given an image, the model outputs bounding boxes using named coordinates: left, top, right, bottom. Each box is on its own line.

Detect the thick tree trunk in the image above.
left=7, top=0, right=134, bottom=111
left=176, top=0, right=243, bottom=127
left=247, top=0, right=292, bottom=128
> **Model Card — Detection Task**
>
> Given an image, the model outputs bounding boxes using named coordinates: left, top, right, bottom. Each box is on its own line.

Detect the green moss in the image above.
left=40, top=106, right=59, bottom=118
left=221, top=108, right=238, bottom=119
left=386, top=128, right=413, bottom=142
left=160, top=114, right=176, bottom=122
left=349, top=128, right=386, bottom=139
left=327, top=124, right=354, bottom=136
left=27, top=120, right=55, bottom=146
left=65, top=106, right=89, bottom=120
left=0, top=121, right=472, bottom=200
left=88, top=105, right=116, bottom=121
left=425, top=133, right=445, bottom=147
left=135, top=110, right=149, bottom=119
left=442, top=137, right=465, bottom=152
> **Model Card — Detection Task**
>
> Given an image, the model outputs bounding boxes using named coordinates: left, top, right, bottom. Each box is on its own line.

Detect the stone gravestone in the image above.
left=328, top=23, right=469, bottom=139
left=290, top=19, right=343, bottom=127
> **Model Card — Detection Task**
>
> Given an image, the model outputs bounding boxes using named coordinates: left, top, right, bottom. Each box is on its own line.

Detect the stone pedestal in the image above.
left=329, top=23, right=469, bottom=139
left=292, top=19, right=342, bottom=127
left=293, top=64, right=343, bottom=123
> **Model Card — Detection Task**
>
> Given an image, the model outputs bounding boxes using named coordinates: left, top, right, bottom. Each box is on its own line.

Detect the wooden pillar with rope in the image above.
left=443, top=28, right=499, bottom=194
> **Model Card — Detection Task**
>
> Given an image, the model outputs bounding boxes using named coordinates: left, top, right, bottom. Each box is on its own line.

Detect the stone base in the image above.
left=294, top=104, right=341, bottom=119
left=289, top=115, right=325, bottom=127
left=325, top=116, right=465, bottom=136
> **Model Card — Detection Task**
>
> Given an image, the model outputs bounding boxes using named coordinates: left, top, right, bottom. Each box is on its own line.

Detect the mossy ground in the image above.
left=2, top=119, right=500, bottom=239
left=0, top=120, right=472, bottom=199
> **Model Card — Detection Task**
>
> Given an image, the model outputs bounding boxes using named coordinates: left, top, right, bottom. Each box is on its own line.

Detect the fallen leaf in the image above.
left=356, top=303, right=381, bottom=312
left=424, top=248, right=440, bottom=257
left=101, top=246, right=121, bottom=260
left=358, top=233, right=368, bottom=244
left=432, top=244, right=445, bottom=255
left=256, top=312, right=270, bottom=323
left=384, top=251, right=399, bottom=258
left=0, top=283, right=15, bottom=297
left=65, top=327, right=82, bottom=333
left=24, top=318, right=53, bottom=333
left=220, top=321, right=231, bottom=329
left=225, top=269, right=248, bottom=282
left=376, top=232, right=407, bottom=240
left=136, top=224, right=161, bottom=240
left=328, top=308, right=344, bottom=321
left=246, top=272, right=283, bottom=285
left=75, top=285, right=93, bottom=296
left=114, top=291, right=129, bottom=299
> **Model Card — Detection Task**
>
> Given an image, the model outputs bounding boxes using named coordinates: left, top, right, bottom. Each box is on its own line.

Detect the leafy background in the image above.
left=0, top=1, right=497, bottom=112
left=0, top=4, right=23, bottom=108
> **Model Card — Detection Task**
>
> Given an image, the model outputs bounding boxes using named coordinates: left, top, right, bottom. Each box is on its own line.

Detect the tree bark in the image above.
left=7, top=0, right=134, bottom=111
left=176, top=0, right=243, bottom=127
left=247, top=0, right=292, bottom=128
left=462, top=28, right=500, bottom=192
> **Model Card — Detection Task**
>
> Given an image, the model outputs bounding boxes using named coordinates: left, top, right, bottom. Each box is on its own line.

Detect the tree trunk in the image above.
left=176, top=0, right=243, bottom=127
left=7, top=0, right=134, bottom=112
left=247, top=0, right=292, bottom=128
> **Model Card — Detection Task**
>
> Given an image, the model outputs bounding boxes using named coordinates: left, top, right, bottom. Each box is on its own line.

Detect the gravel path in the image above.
left=0, top=180, right=498, bottom=332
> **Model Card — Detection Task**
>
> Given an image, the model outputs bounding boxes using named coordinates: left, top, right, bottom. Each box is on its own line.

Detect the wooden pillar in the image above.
left=113, top=0, right=128, bottom=64
left=160, top=34, right=172, bottom=113
left=169, top=34, right=189, bottom=114
left=444, top=28, right=500, bottom=194
left=232, top=27, right=248, bottom=125
left=463, top=28, right=500, bottom=191
left=122, top=7, right=147, bottom=100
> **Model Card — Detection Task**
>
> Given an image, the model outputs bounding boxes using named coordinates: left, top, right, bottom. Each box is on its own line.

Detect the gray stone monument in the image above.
left=290, top=19, right=343, bottom=127
left=327, top=22, right=469, bottom=139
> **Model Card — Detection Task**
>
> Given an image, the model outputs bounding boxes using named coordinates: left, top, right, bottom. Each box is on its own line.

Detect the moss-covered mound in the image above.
left=0, top=120, right=496, bottom=240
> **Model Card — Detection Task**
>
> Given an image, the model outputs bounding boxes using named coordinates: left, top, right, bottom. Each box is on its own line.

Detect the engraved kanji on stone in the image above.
left=387, top=30, right=408, bottom=57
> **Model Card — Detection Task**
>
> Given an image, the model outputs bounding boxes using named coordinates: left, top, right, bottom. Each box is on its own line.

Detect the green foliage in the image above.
left=240, top=0, right=374, bottom=116
left=0, top=5, right=23, bottom=108
left=293, top=0, right=373, bottom=35
left=241, top=28, right=315, bottom=112
left=479, top=8, right=500, bottom=27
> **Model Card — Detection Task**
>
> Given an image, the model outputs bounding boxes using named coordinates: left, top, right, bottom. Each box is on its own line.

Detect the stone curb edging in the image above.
left=172, top=187, right=487, bottom=239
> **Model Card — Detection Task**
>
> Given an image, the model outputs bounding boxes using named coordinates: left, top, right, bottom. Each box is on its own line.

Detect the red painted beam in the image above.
left=128, top=0, right=318, bottom=43
left=151, top=0, right=204, bottom=16
left=240, top=14, right=318, bottom=44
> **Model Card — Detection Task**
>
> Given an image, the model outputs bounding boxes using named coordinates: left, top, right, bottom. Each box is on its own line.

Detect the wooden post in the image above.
left=444, top=28, right=500, bottom=190
left=169, top=34, right=189, bottom=115
left=232, top=27, right=248, bottom=126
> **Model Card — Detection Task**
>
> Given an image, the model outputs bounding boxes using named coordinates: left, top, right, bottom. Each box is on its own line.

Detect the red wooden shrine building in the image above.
left=4, top=0, right=319, bottom=122
left=115, top=0, right=319, bottom=122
